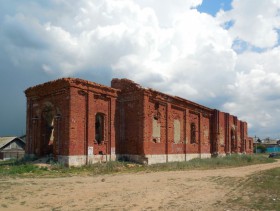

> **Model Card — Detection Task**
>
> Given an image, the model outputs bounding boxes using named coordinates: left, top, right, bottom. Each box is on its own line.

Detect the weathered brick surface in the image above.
left=25, top=78, right=118, bottom=164
left=112, top=78, right=253, bottom=158
left=25, top=77, right=253, bottom=165
left=25, top=80, right=71, bottom=158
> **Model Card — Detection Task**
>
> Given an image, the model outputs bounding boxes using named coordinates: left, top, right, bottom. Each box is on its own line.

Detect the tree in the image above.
left=254, top=144, right=266, bottom=153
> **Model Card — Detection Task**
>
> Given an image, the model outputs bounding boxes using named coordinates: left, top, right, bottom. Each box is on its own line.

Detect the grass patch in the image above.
left=0, top=154, right=275, bottom=178
left=0, top=162, right=48, bottom=176
left=245, top=167, right=280, bottom=210
left=225, top=167, right=280, bottom=210
left=146, top=154, right=274, bottom=172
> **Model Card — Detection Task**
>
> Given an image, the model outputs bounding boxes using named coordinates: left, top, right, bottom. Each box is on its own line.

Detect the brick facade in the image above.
left=25, top=78, right=253, bottom=166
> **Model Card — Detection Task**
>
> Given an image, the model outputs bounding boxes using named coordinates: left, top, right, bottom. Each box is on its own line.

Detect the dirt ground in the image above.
left=1, top=160, right=280, bottom=211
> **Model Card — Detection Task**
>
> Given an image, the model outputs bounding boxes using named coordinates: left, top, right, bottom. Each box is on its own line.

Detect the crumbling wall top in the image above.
left=25, top=77, right=119, bottom=97
left=111, top=78, right=213, bottom=113
left=146, top=88, right=213, bottom=113
left=111, top=78, right=143, bottom=92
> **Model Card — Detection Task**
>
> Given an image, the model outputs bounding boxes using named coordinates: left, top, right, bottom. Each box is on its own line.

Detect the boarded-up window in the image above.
left=174, top=119, right=181, bottom=144
left=152, top=117, right=161, bottom=143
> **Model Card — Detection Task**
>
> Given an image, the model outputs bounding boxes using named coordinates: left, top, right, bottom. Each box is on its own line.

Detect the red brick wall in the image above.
left=68, top=87, right=86, bottom=155
left=212, top=110, right=252, bottom=155
left=113, top=78, right=214, bottom=156
left=26, top=78, right=118, bottom=159
left=218, top=111, right=226, bottom=153
left=201, top=115, right=211, bottom=154
left=68, top=82, right=118, bottom=157
left=170, top=106, right=185, bottom=154
left=26, top=77, right=253, bottom=162
left=112, top=78, right=144, bottom=155
left=25, top=80, right=71, bottom=157
left=144, top=99, right=167, bottom=155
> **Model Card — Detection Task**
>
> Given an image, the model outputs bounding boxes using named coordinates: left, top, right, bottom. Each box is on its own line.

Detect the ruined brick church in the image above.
left=25, top=78, right=253, bottom=166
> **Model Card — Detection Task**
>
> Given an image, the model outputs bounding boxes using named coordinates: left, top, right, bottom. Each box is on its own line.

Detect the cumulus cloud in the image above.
left=1, top=0, right=235, bottom=95
left=223, top=47, right=280, bottom=137
left=217, top=0, right=280, bottom=48
left=0, top=0, right=280, bottom=138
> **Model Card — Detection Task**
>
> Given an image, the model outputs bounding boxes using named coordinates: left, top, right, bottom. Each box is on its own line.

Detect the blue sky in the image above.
left=197, top=0, right=232, bottom=16
left=0, top=0, right=280, bottom=139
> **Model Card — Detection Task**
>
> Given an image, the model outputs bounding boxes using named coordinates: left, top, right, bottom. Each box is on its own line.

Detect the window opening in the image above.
left=231, top=129, right=235, bottom=151
left=95, top=113, right=104, bottom=144
left=191, top=123, right=196, bottom=144
left=154, top=102, right=159, bottom=110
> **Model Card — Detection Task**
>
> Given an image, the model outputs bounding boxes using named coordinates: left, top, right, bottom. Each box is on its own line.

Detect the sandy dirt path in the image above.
left=1, top=160, right=280, bottom=211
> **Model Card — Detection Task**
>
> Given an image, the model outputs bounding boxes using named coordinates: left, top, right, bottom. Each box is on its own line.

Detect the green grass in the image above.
left=245, top=167, right=280, bottom=210
left=224, top=167, right=280, bottom=210
left=0, top=154, right=275, bottom=178
left=0, top=160, right=48, bottom=176
left=147, top=154, right=273, bottom=172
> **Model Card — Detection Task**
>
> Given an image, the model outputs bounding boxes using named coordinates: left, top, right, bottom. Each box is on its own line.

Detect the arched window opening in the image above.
left=95, top=113, right=105, bottom=144
left=47, top=118, right=55, bottom=146
left=40, top=104, right=55, bottom=156
left=191, top=123, right=196, bottom=144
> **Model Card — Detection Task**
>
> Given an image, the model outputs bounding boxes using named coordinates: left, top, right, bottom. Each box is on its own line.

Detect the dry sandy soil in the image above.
left=1, top=160, right=280, bottom=211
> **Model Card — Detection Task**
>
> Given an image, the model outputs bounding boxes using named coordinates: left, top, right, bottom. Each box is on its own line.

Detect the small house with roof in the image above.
left=0, top=137, right=26, bottom=160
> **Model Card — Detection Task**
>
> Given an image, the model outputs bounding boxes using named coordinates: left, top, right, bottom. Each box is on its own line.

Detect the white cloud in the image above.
left=217, top=0, right=280, bottom=48
left=223, top=47, right=280, bottom=137
left=1, top=0, right=280, bottom=138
